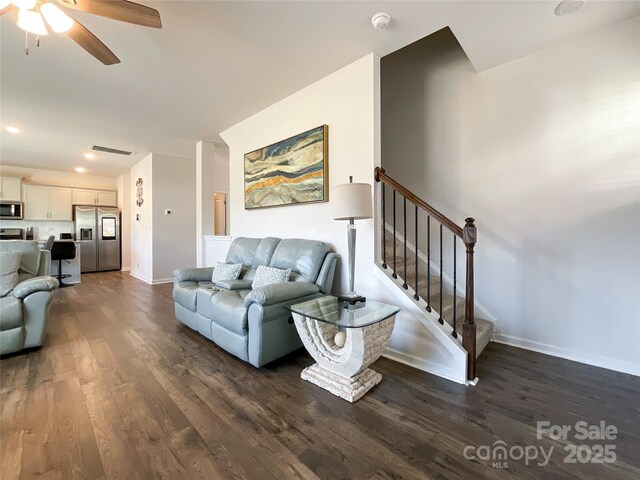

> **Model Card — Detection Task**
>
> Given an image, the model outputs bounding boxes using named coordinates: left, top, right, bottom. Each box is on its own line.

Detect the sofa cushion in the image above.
left=225, top=237, right=262, bottom=267
left=269, top=239, right=330, bottom=283
left=174, top=280, right=216, bottom=311
left=196, top=286, right=220, bottom=318
left=212, top=262, right=242, bottom=283
left=252, top=237, right=281, bottom=268
left=0, top=251, right=21, bottom=297
left=215, top=279, right=252, bottom=291
left=0, top=240, right=41, bottom=283
left=210, top=290, right=251, bottom=335
left=251, top=265, right=291, bottom=289
left=0, top=296, right=23, bottom=330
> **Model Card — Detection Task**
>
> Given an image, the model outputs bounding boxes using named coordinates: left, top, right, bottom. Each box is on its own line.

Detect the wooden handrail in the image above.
left=375, top=167, right=463, bottom=238
left=375, top=166, right=477, bottom=381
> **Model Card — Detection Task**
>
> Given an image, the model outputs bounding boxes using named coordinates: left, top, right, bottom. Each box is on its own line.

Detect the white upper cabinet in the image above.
left=23, top=185, right=49, bottom=220
left=23, top=185, right=72, bottom=221
left=22, top=184, right=117, bottom=221
left=73, top=189, right=96, bottom=205
left=73, top=188, right=117, bottom=206
left=0, top=177, right=22, bottom=201
left=96, top=190, right=117, bottom=207
left=48, top=187, right=72, bottom=220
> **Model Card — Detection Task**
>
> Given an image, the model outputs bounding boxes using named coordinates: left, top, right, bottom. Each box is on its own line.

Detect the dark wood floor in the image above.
left=1, top=271, right=639, bottom=479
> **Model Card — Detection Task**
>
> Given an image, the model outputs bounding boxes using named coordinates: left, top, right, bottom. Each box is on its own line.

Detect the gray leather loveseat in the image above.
left=173, top=237, right=337, bottom=367
left=0, top=241, right=59, bottom=355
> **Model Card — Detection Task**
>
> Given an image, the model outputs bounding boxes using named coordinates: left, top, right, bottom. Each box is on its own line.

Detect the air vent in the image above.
left=89, top=145, right=136, bottom=156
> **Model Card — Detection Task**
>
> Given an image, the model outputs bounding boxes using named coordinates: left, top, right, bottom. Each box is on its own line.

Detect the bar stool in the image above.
left=50, top=241, right=76, bottom=288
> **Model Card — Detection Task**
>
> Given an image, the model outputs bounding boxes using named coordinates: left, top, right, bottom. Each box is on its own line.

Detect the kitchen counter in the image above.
left=38, top=240, right=81, bottom=285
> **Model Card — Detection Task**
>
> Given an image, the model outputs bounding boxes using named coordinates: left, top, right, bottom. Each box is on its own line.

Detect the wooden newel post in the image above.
left=462, top=217, right=477, bottom=380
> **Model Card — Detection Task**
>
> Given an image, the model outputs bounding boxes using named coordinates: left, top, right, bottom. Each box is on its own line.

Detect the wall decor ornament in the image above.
left=136, top=178, right=144, bottom=207
left=244, top=125, right=328, bottom=209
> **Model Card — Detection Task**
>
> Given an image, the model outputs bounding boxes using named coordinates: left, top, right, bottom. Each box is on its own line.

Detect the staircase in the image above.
left=374, top=167, right=494, bottom=381
left=383, top=233, right=493, bottom=358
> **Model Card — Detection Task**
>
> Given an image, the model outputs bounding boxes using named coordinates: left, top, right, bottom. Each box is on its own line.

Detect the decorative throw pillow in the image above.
left=0, top=251, right=21, bottom=297
left=211, top=262, right=242, bottom=283
left=251, top=265, right=291, bottom=289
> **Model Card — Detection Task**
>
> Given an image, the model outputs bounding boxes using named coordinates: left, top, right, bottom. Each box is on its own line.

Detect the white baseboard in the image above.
left=382, top=348, right=466, bottom=385
left=129, top=272, right=173, bottom=285
left=121, top=267, right=132, bottom=272
left=493, top=333, right=640, bottom=377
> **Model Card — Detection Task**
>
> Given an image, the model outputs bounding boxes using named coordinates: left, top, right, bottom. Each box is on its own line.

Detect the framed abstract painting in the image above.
left=244, top=125, right=328, bottom=209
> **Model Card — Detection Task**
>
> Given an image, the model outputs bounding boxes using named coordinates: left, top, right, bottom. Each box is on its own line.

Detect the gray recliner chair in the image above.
left=173, top=237, right=338, bottom=367
left=0, top=241, right=59, bottom=355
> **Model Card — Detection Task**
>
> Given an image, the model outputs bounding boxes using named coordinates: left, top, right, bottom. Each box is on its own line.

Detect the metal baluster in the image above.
left=392, top=191, right=397, bottom=279
left=452, top=235, right=458, bottom=338
left=402, top=197, right=408, bottom=289
left=438, top=224, right=444, bottom=325
left=414, top=205, right=419, bottom=300
left=381, top=185, right=387, bottom=269
left=426, top=215, right=431, bottom=312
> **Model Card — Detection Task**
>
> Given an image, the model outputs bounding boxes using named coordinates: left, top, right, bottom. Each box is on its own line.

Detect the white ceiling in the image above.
left=1, top=1, right=638, bottom=177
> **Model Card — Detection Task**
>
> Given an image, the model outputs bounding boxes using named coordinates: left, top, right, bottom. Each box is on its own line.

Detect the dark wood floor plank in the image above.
left=20, top=381, right=61, bottom=480
left=52, top=376, right=106, bottom=479
left=2, top=271, right=639, bottom=480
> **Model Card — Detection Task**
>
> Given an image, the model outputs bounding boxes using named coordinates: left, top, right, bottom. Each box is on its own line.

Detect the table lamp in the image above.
left=332, top=176, right=373, bottom=304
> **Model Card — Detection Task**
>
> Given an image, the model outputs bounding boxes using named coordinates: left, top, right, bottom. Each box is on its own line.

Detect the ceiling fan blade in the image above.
left=0, top=4, right=16, bottom=15
left=58, top=0, right=162, bottom=29
left=67, top=18, right=120, bottom=65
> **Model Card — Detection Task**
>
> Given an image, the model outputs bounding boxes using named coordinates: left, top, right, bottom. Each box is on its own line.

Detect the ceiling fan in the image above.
left=0, top=0, right=162, bottom=65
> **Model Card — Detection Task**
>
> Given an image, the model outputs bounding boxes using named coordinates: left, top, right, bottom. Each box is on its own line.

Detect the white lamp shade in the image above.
left=332, top=182, right=372, bottom=220
left=41, top=3, right=73, bottom=33
left=17, top=8, right=48, bottom=35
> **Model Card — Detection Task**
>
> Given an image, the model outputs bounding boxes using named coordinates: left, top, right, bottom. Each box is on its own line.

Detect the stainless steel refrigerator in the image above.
left=74, top=205, right=121, bottom=273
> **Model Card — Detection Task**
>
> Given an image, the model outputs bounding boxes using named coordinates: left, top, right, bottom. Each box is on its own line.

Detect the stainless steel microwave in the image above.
left=0, top=201, right=24, bottom=220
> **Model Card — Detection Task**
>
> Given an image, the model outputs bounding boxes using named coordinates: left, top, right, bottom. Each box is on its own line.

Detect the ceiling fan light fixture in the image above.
left=11, top=0, right=36, bottom=9
left=17, top=8, right=48, bottom=35
left=41, top=3, right=73, bottom=33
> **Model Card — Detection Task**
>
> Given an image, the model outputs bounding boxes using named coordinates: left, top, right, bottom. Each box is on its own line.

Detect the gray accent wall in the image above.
left=381, top=19, right=640, bottom=375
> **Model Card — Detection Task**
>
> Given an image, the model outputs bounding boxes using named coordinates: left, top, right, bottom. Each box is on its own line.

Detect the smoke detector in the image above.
left=554, top=0, right=584, bottom=16
left=371, top=12, right=391, bottom=30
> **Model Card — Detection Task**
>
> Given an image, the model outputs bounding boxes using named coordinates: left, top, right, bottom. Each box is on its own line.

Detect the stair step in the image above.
left=380, top=254, right=494, bottom=358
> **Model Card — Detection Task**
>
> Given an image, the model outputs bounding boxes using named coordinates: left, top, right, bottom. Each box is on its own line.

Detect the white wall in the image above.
left=117, top=173, right=132, bottom=270
left=381, top=19, right=640, bottom=375
left=152, top=153, right=197, bottom=281
left=221, top=54, right=378, bottom=295
left=130, top=153, right=196, bottom=283
left=130, top=154, right=154, bottom=282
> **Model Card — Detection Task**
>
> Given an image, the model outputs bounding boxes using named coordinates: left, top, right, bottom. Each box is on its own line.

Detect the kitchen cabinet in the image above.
left=0, top=177, right=22, bottom=201
left=73, top=188, right=117, bottom=207
left=96, top=190, right=117, bottom=207
left=23, top=185, right=72, bottom=221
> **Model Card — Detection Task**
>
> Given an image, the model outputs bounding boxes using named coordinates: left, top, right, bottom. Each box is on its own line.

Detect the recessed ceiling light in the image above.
left=6, top=126, right=21, bottom=134
left=554, top=0, right=585, bottom=16
left=75, top=167, right=86, bottom=173
left=83, top=153, right=95, bottom=159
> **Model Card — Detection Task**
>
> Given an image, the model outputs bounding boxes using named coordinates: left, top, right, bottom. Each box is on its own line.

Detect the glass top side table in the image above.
left=287, top=296, right=400, bottom=402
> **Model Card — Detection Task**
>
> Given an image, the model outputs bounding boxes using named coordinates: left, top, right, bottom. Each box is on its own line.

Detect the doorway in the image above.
left=214, top=192, right=227, bottom=236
